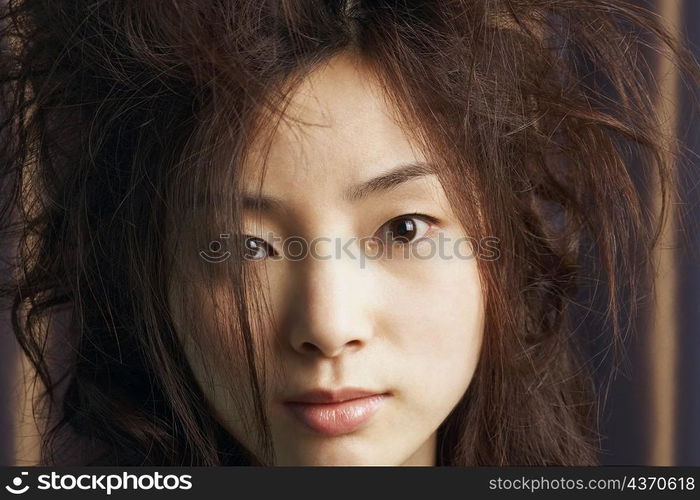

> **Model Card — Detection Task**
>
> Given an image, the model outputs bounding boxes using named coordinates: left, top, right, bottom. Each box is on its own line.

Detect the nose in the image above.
left=286, top=241, right=374, bottom=358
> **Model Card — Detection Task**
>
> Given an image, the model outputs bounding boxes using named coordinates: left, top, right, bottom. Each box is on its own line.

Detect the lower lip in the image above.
left=285, top=394, right=389, bottom=436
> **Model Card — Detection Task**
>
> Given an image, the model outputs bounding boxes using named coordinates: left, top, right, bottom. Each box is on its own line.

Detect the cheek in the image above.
left=379, top=254, right=484, bottom=411
left=169, top=281, right=263, bottom=437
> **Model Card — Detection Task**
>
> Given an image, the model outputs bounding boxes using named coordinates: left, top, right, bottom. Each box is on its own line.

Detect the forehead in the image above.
left=243, top=53, right=426, bottom=196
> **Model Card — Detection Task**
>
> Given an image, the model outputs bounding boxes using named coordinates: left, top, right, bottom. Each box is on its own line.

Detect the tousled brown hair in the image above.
left=1, top=0, right=699, bottom=465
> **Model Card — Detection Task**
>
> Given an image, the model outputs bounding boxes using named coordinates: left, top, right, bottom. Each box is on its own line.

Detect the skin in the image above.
left=171, top=52, right=485, bottom=465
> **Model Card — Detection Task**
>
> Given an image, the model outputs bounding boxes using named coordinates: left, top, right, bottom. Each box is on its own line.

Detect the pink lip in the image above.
left=284, top=389, right=389, bottom=436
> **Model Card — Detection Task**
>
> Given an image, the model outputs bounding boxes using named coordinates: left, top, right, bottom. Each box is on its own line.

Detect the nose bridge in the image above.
left=287, top=233, right=371, bottom=358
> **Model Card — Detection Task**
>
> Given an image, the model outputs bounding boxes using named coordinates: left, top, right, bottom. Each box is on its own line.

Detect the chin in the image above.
left=274, top=441, right=397, bottom=466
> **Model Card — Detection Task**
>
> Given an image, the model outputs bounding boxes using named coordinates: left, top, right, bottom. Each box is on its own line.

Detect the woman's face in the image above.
left=174, top=53, right=485, bottom=465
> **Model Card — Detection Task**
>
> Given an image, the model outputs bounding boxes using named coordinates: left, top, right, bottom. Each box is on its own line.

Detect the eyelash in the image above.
left=240, top=212, right=441, bottom=261
left=374, top=212, right=439, bottom=246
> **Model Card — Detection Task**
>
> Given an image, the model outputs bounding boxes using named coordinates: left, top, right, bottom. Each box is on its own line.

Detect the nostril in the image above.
left=300, top=341, right=323, bottom=355
left=346, top=339, right=362, bottom=349
left=298, top=338, right=363, bottom=357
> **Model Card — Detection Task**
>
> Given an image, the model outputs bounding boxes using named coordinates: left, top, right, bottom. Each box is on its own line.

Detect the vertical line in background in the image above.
left=13, top=347, right=41, bottom=465
left=649, top=0, right=682, bottom=466
left=11, top=168, right=44, bottom=465
left=0, top=312, right=16, bottom=465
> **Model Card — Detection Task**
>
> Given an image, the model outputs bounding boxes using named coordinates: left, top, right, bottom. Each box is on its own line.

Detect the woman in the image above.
left=1, top=0, right=699, bottom=465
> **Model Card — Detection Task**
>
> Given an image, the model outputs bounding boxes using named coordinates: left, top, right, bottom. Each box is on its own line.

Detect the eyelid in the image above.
left=397, top=212, right=440, bottom=225
left=241, top=234, right=277, bottom=260
left=374, top=212, right=440, bottom=243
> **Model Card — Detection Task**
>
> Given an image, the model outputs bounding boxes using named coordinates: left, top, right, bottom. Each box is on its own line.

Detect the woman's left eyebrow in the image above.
left=234, top=161, right=436, bottom=212
left=343, top=161, right=436, bottom=202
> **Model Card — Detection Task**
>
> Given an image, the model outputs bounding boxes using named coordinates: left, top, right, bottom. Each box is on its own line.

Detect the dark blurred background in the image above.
left=1, top=0, right=698, bottom=465
left=589, top=0, right=700, bottom=466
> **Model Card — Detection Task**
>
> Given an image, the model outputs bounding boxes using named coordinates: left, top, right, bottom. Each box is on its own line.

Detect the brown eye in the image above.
left=376, top=214, right=436, bottom=245
left=243, top=236, right=275, bottom=261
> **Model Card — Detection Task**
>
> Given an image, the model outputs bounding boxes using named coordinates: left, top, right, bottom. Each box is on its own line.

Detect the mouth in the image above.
left=283, top=388, right=390, bottom=436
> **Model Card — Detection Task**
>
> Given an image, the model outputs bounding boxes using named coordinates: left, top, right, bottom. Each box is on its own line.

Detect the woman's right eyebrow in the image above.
left=241, top=194, right=286, bottom=213
left=191, top=191, right=285, bottom=213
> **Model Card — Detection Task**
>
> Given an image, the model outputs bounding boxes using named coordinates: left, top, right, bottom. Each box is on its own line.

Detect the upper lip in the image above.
left=284, top=388, right=387, bottom=404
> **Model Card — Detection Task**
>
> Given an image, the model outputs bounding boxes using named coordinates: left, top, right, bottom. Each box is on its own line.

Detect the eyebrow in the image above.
left=343, top=161, right=435, bottom=202
left=240, top=161, right=436, bottom=212
left=193, top=190, right=285, bottom=212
